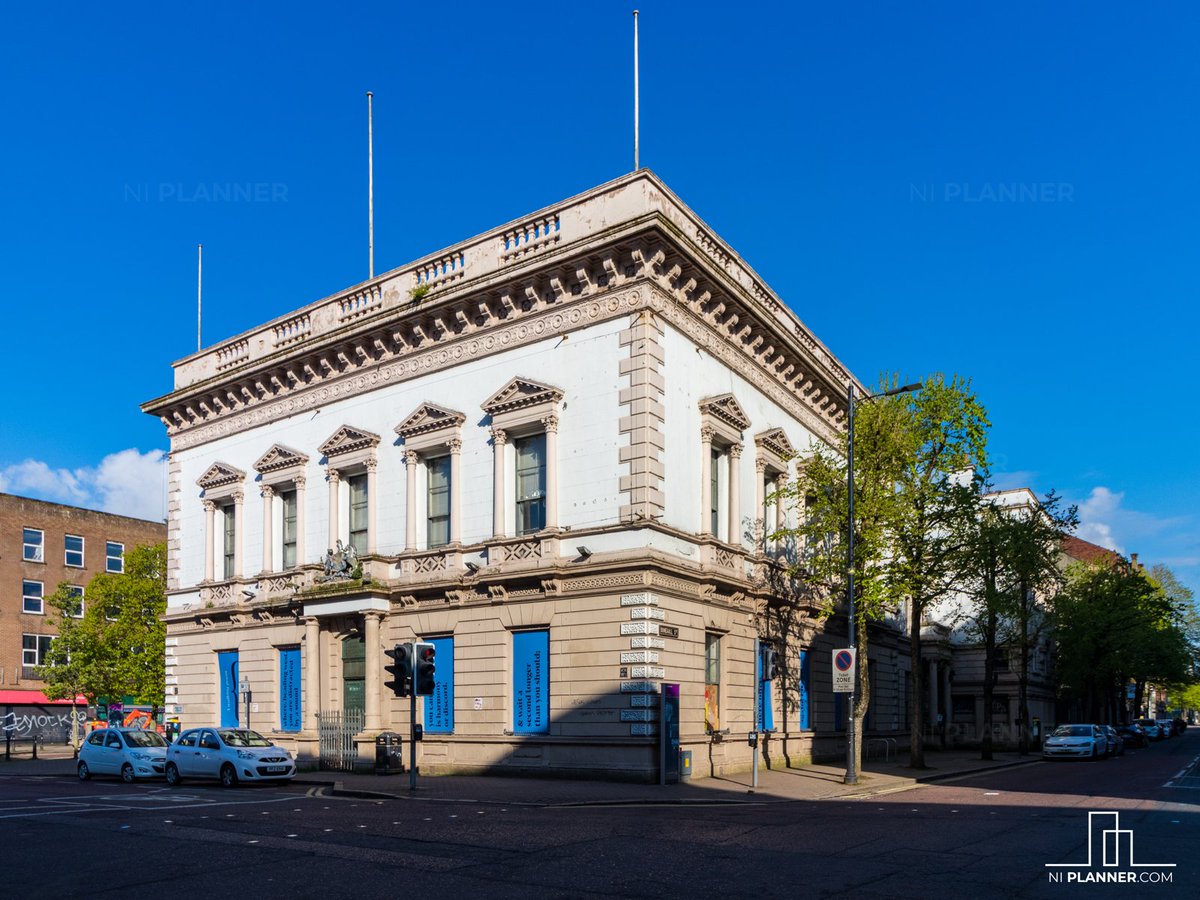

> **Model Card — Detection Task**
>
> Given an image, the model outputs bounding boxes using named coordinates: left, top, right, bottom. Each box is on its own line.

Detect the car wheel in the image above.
left=121, top=763, right=136, bottom=783
left=165, top=762, right=182, bottom=786
left=220, top=763, right=239, bottom=788
left=77, top=761, right=91, bottom=781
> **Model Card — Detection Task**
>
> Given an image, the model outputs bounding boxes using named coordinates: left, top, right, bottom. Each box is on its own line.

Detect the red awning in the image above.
left=0, top=690, right=86, bottom=706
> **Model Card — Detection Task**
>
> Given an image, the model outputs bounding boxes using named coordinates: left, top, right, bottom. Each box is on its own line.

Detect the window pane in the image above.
left=710, top=450, right=721, bottom=534
left=348, top=474, right=368, bottom=552
left=65, top=534, right=84, bottom=567
left=515, top=434, right=546, bottom=535
left=281, top=491, right=298, bottom=569
left=23, top=528, right=44, bottom=562
left=105, top=541, right=124, bottom=573
left=704, top=633, right=720, bottom=733
left=23, top=580, right=43, bottom=614
left=67, top=586, right=84, bottom=618
left=222, top=505, right=236, bottom=579
left=427, top=456, right=451, bottom=547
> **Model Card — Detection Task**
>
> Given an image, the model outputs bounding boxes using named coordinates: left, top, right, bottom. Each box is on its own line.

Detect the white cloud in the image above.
left=0, top=449, right=166, bottom=522
left=1076, top=486, right=1126, bottom=554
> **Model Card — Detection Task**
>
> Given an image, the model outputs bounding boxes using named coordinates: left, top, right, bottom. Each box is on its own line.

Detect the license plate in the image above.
left=266, top=765, right=287, bottom=774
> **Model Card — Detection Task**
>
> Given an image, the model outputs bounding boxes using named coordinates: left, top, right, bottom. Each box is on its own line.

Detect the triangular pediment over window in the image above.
left=754, top=428, right=796, bottom=461
left=394, top=403, right=466, bottom=439
left=318, top=425, right=381, bottom=458
left=699, top=393, right=751, bottom=432
left=482, top=377, right=564, bottom=416
left=254, top=444, right=309, bottom=474
left=196, top=462, right=246, bottom=490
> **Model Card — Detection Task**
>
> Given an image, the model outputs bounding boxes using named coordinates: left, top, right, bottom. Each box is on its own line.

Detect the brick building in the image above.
left=1, top=492, right=165, bottom=740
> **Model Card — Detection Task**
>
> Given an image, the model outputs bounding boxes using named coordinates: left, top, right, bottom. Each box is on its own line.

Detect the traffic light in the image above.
left=384, top=643, right=413, bottom=697
left=762, top=646, right=779, bottom=682
left=414, top=641, right=436, bottom=695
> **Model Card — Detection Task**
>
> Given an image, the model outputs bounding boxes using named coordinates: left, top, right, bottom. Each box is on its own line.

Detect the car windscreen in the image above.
left=124, top=731, right=167, bottom=748
left=1051, top=726, right=1091, bottom=737
left=217, top=729, right=272, bottom=747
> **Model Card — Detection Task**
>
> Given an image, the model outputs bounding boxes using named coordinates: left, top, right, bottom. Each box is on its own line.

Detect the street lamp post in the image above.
left=844, top=380, right=921, bottom=786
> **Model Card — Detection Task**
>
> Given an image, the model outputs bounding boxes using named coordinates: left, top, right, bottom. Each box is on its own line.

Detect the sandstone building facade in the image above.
left=142, top=171, right=912, bottom=778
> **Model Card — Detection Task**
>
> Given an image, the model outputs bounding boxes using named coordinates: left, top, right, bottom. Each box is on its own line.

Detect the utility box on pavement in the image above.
left=679, top=749, right=692, bottom=779
left=375, top=731, right=403, bottom=775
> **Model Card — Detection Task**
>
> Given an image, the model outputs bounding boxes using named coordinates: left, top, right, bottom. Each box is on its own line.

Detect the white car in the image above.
left=1042, top=724, right=1107, bottom=760
left=78, top=728, right=169, bottom=782
left=165, top=727, right=296, bottom=787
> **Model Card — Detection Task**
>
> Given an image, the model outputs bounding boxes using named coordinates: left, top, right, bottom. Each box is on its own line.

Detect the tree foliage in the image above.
left=38, top=543, right=167, bottom=712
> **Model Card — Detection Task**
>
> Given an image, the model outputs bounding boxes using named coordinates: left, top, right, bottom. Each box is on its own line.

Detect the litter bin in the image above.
left=375, top=731, right=403, bottom=775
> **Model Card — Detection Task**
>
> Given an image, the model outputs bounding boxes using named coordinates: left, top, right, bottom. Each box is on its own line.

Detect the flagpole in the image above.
left=196, top=243, right=203, bottom=352
left=367, top=91, right=375, bottom=280
left=633, top=10, right=640, bottom=171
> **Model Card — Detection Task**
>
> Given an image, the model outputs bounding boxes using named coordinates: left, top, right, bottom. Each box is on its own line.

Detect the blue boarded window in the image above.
left=756, top=643, right=774, bottom=731
left=423, top=636, right=454, bottom=733
left=799, top=650, right=811, bottom=730
left=513, top=630, right=549, bottom=734
left=279, top=647, right=301, bottom=732
left=218, top=651, right=239, bottom=728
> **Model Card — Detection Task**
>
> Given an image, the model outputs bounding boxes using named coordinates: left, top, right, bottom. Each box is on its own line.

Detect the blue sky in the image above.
left=1, top=1, right=1196, bottom=597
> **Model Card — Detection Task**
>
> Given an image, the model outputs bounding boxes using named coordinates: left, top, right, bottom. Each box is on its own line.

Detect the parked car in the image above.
left=1101, top=725, right=1125, bottom=757
left=78, top=728, right=169, bottom=782
left=1135, top=718, right=1166, bottom=741
left=165, top=727, right=296, bottom=787
left=1043, top=724, right=1108, bottom=760
left=1171, top=717, right=1187, bottom=736
left=1116, top=724, right=1149, bottom=749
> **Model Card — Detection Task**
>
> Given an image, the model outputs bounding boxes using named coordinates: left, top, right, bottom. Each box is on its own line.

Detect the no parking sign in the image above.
left=832, top=648, right=856, bottom=693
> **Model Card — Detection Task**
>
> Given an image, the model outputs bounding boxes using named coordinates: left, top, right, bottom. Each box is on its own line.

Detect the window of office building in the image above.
left=698, top=394, right=750, bottom=542
left=705, top=632, right=721, bottom=732
left=66, top=586, right=84, bottom=619
left=23, top=634, right=53, bottom=667
left=280, top=490, right=298, bottom=569
left=222, top=504, right=237, bottom=580
left=515, top=434, right=546, bottom=536
left=23, top=580, right=44, bottom=615
left=65, top=534, right=84, bottom=568
left=348, top=474, right=369, bottom=554
left=105, top=541, right=124, bottom=573
left=427, top=456, right=451, bottom=548
left=23, top=528, right=44, bottom=562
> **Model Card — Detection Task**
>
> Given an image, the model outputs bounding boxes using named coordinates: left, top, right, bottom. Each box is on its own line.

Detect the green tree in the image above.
left=996, top=491, right=1078, bottom=754
left=37, top=543, right=167, bottom=743
left=888, top=374, right=989, bottom=768
left=780, top=378, right=911, bottom=776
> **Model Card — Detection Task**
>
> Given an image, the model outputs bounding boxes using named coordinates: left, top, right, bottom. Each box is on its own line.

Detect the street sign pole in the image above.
left=751, top=638, right=759, bottom=793
left=409, top=649, right=418, bottom=791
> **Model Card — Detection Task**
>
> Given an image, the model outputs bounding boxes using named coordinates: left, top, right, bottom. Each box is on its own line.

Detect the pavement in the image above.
left=1, top=742, right=1041, bottom=806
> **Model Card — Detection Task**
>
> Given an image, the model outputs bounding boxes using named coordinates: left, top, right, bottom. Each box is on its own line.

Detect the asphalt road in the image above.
left=2, top=732, right=1197, bottom=899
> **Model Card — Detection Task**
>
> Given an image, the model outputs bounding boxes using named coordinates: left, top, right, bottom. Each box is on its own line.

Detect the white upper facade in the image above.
left=144, top=170, right=859, bottom=609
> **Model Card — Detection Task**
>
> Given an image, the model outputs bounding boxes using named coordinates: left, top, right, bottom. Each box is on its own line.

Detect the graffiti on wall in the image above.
left=2, top=707, right=88, bottom=741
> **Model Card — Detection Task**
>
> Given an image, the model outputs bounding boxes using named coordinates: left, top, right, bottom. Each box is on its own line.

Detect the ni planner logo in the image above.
left=1046, top=811, right=1175, bottom=884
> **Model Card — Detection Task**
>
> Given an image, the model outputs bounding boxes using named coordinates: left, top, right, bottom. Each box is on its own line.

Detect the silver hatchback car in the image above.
left=78, top=728, right=169, bottom=782
left=165, top=727, right=296, bottom=787
left=1042, top=724, right=1107, bottom=760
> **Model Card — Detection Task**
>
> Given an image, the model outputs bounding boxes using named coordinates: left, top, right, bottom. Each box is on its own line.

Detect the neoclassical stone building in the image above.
left=143, top=170, right=911, bottom=778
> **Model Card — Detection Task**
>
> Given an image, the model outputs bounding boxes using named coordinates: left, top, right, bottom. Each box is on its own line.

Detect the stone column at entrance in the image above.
left=754, top=458, right=767, bottom=546
left=203, top=500, right=216, bottom=582
left=363, top=612, right=383, bottom=732
left=304, top=616, right=320, bottom=733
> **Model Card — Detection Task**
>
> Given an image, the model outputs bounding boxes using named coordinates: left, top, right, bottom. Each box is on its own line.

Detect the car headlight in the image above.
left=236, top=750, right=255, bottom=760
left=130, top=752, right=155, bottom=761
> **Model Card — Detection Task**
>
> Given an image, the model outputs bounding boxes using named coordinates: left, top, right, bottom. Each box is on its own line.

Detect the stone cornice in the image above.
left=699, top=394, right=751, bottom=433
left=754, top=427, right=797, bottom=461
left=196, top=461, right=245, bottom=490
left=144, top=172, right=856, bottom=448
left=254, top=443, right=309, bottom=474
left=318, top=425, right=381, bottom=458
left=481, top=377, right=564, bottom=417
left=394, top=403, right=467, bottom=439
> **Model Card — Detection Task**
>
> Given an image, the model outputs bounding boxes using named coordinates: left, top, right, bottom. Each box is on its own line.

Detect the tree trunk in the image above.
left=981, top=613, right=997, bottom=760
left=1017, top=583, right=1030, bottom=756
left=909, top=601, right=925, bottom=768
left=852, top=625, right=869, bottom=777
